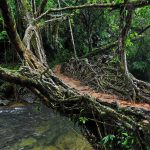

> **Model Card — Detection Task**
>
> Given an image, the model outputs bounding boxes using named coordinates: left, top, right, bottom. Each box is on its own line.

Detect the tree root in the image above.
left=0, top=64, right=150, bottom=149
left=62, top=56, right=150, bottom=104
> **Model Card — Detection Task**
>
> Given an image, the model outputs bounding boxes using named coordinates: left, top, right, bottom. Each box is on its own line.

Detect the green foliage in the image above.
left=0, top=65, right=19, bottom=75
left=0, top=0, right=149, bottom=83
left=99, top=134, right=115, bottom=146
left=0, top=31, right=7, bottom=41
left=114, top=0, right=124, bottom=4
left=37, top=19, right=45, bottom=28
left=132, top=61, right=147, bottom=71
left=128, top=32, right=150, bottom=81
left=79, top=117, right=88, bottom=124
left=110, top=56, right=119, bottom=63
left=146, top=146, right=150, bottom=150
left=99, top=131, right=136, bottom=149
left=100, top=0, right=124, bottom=4
left=0, top=16, right=7, bottom=41
left=117, top=132, right=135, bottom=149
left=45, top=0, right=55, bottom=10
left=8, top=0, right=16, bottom=15
left=134, top=6, right=150, bottom=28
left=23, top=0, right=32, bottom=11
left=0, top=17, right=3, bottom=24
left=0, top=0, right=149, bottom=79
left=50, top=49, right=74, bottom=68
left=87, top=0, right=99, bottom=3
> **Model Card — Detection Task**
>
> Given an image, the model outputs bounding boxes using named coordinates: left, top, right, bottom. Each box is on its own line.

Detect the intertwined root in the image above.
left=129, top=74, right=150, bottom=103
left=62, top=56, right=150, bottom=103
left=1, top=61, right=150, bottom=149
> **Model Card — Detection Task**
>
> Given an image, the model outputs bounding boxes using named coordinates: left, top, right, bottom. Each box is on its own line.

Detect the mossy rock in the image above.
left=19, top=137, right=37, bottom=147
left=35, top=123, right=50, bottom=135
left=43, top=146, right=58, bottom=150
left=10, top=137, right=37, bottom=150
left=55, top=131, right=92, bottom=150
left=32, top=145, right=58, bottom=150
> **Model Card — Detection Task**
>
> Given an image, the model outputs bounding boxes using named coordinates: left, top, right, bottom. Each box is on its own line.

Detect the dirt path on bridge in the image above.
left=53, top=65, right=150, bottom=110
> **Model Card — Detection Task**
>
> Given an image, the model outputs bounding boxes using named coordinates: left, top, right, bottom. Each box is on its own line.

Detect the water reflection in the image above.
left=0, top=104, right=92, bottom=150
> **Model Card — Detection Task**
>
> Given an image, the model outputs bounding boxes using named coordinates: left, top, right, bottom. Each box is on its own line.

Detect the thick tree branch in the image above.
left=81, top=41, right=118, bottom=58
left=0, top=66, right=51, bottom=100
left=81, top=33, right=144, bottom=58
left=0, top=66, right=36, bottom=88
left=36, top=1, right=150, bottom=21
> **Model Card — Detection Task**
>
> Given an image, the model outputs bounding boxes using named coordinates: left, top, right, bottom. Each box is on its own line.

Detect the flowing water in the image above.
left=0, top=103, right=92, bottom=150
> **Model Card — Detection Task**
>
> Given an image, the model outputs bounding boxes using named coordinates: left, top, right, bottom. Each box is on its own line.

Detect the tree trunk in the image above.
left=118, top=3, right=150, bottom=102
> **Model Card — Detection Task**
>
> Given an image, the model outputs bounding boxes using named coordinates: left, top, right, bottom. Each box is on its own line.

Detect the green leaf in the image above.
left=99, top=134, right=115, bottom=145
left=0, top=31, right=7, bottom=41
left=79, top=117, right=88, bottom=124
left=122, top=132, right=128, bottom=137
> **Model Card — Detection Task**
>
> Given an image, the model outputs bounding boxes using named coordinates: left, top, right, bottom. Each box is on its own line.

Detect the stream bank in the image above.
left=0, top=103, right=92, bottom=150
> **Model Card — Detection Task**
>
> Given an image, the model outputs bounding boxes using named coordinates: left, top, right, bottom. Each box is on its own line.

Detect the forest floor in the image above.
left=53, top=64, right=150, bottom=111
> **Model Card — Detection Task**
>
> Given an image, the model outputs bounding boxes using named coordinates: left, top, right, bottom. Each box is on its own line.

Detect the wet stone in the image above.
left=0, top=103, right=92, bottom=150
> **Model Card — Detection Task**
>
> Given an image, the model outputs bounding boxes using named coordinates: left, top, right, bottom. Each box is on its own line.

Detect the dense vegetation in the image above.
left=0, top=0, right=150, bottom=81
left=0, top=0, right=150, bottom=149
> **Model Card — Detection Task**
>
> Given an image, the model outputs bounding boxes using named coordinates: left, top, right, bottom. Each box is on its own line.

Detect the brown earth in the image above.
left=53, top=65, right=150, bottom=110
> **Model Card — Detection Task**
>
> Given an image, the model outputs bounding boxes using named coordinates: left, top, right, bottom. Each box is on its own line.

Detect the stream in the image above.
left=0, top=103, right=92, bottom=150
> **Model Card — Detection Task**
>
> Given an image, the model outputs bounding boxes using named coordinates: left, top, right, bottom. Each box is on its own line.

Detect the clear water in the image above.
left=0, top=104, right=92, bottom=150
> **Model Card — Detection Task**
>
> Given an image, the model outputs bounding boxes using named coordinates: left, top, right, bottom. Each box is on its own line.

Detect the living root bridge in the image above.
left=0, top=65, right=150, bottom=149
left=62, top=57, right=150, bottom=103
left=60, top=57, right=150, bottom=148
left=0, top=0, right=150, bottom=149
